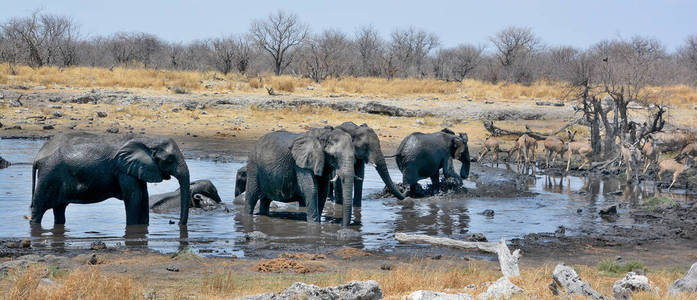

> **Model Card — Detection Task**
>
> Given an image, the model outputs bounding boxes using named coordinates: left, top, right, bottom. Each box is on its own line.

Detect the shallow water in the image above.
left=0, top=139, right=694, bottom=257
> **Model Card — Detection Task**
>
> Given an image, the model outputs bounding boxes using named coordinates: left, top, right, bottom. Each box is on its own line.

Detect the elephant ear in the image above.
left=291, top=135, right=325, bottom=176
left=114, top=140, right=164, bottom=182
left=449, top=136, right=465, bottom=159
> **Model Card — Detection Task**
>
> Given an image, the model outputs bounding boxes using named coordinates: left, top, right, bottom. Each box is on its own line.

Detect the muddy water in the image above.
left=0, top=139, right=694, bottom=258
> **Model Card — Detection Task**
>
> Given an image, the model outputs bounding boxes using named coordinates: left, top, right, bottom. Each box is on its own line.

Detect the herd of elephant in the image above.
left=29, top=122, right=471, bottom=227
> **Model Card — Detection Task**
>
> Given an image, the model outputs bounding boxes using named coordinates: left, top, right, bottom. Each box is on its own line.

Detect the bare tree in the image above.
left=210, top=37, right=236, bottom=75
left=107, top=32, right=162, bottom=67
left=250, top=10, right=308, bottom=75
left=678, top=35, right=697, bottom=84
left=355, top=25, right=384, bottom=77
left=1, top=11, right=78, bottom=68
left=389, top=27, right=439, bottom=77
left=298, top=29, right=351, bottom=82
left=490, top=27, right=540, bottom=82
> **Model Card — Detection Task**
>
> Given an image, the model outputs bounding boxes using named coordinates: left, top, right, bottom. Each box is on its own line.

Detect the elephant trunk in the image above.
left=374, top=154, right=406, bottom=200
left=339, top=159, right=355, bottom=227
left=460, top=144, right=471, bottom=179
left=175, top=161, right=190, bottom=225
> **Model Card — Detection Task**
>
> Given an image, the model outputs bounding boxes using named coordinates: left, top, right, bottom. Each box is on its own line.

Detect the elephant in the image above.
left=234, top=165, right=247, bottom=197
left=149, top=179, right=225, bottom=213
left=31, top=133, right=191, bottom=225
left=334, top=122, right=405, bottom=206
left=245, top=128, right=356, bottom=226
left=394, top=128, right=470, bottom=196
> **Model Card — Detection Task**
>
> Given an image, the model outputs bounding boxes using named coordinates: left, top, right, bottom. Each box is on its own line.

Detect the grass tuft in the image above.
left=597, top=259, right=647, bottom=275
left=642, top=197, right=678, bottom=211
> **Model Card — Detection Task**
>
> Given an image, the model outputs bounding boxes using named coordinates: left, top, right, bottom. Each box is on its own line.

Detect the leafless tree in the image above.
left=434, top=44, right=483, bottom=81
left=678, top=35, right=697, bottom=84
left=389, top=27, right=439, bottom=77
left=490, top=27, right=540, bottom=82
left=355, top=25, right=384, bottom=77
left=250, top=10, right=308, bottom=75
left=298, top=29, right=351, bottom=82
left=107, top=32, right=162, bottom=67
left=1, top=11, right=78, bottom=68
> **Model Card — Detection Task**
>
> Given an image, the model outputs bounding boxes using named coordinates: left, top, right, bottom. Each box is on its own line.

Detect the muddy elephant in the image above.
left=235, top=165, right=247, bottom=197
left=150, top=179, right=225, bottom=213
left=394, top=128, right=470, bottom=196
left=245, top=128, right=356, bottom=225
left=31, top=133, right=190, bottom=225
left=334, top=122, right=405, bottom=205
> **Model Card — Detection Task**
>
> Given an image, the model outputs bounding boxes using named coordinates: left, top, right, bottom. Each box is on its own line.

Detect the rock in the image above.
left=88, top=254, right=99, bottom=265
left=337, top=228, right=361, bottom=240
left=48, top=96, right=62, bottom=102
left=20, top=238, right=31, bottom=248
left=329, top=94, right=340, bottom=98
left=43, top=125, right=54, bottom=130
left=171, top=107, right=181, bottom=113
left=599, top=205, right=618, bottom=215
left=10, top=99, right=22, bottom=107
left=96, top=111, right=108, bottom=118
left=33, top=85, right=46, bottom=90
left=484, top=100, right=494, bottom=104
left=549, top=264, right=606, bottom=300
left=184, top=101, right=198, bottom=110
left=243, top=231, right=268, bottom=241
left=360, top=101, right=415, bottom=117
left=90, top=241, right=107, bottom=250
left=306, top=86, right=314, bottom=90
left=477, top=277, right=523, bottom=300
left=0, top=156, right=10, bottom=169
left=407, top=290, right=473, bottom=300
left=553, top=101, right=565, bottom=107
left=237, top=280, right=382, bottom=300
left=613, top=272, right=652, bottom=300
left=4, top=125, right=21, bottom=130
left=105, top=126, right=119, bottom=134
left=0, top=260, right=31, bottom=276
left=52, top=111, right=63, bottom=118
left=464, top=233, right=487, bottom=242
left=166, top=265, right=180, bottom=272
left=693, top=105, right=697, bottom=110
left=71, top=93, right=99, bottom=104
left=481, top=209, right=495, bottom=217
left=416, top=119, right=425, bottom=125
left=380, top=263, right=392, bottom=271
left=38, top=278, right=62, bottom=289
left=668, top=262, right=697, bottom=296
left=10, top=85, right=29, bottom=90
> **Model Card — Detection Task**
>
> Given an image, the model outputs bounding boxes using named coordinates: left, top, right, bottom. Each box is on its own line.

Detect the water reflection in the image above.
left=1, top=139, right=695, bottom=256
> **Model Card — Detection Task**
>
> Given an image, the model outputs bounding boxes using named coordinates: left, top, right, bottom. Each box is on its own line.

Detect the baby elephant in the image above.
left=149, top=180, right=225, bottom=213
left=395, top=128, right=470, bottom=197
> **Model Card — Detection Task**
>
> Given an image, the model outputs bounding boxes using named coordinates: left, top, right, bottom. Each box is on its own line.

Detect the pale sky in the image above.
left=1, top=0, right=695, bottom=51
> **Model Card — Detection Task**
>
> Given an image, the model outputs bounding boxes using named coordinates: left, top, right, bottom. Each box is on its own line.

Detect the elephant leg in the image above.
left=298, top=198, right=307, bottom=207
left=245, top=165, right=262, bottom=214
left=296, top=169, right=320, bottom=222
left=120, top=176, right=149, bottom=225
left=430, top=173, right=440, bottom=195
left=353, top=162, right=365, bottom=207
left=30, top=196, right=48, bottom=225
left=53, top=203, right=68, bottom=225
left=258, top=198, right=271, bottom=215
left=333, top=178, right=343, bottom=205
left=317, top=176, right=329, bottom=211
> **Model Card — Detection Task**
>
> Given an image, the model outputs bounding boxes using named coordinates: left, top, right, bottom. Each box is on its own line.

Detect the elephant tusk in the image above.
left=370, top=162, right=377, bottom=168
left=330, top=174, right=339, bottom=183
left=354, top=176, right=363, bottom=181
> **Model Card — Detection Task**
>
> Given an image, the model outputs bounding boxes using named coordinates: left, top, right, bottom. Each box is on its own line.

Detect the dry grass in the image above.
left=3, top=264, right=141, bottom=300
left=1, top=256, right=696, bottom=300
left=3, top=64, right=697, bottom=104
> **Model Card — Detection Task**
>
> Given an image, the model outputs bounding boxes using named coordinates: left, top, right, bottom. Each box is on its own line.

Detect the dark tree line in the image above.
left=2, top=10, right=697, bottom=87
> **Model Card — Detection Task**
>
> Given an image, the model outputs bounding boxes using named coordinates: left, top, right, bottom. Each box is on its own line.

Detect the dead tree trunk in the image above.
left=395, top=232, right=521, bottom=278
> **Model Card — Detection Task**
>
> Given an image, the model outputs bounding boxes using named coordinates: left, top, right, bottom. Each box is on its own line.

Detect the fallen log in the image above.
left=483, top=116, right=583, bottom=140
left=395, top=232, right=521, bottom=278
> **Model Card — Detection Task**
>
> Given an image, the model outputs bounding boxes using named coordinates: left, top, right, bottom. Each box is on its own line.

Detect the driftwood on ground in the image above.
left=395, top=232, right=521, bottom=278
left=483, top=116, right=583, bottom=140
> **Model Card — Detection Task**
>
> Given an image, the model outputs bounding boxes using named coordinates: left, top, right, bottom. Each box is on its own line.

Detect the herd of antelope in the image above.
left=478, top=130, right=696, bottom=190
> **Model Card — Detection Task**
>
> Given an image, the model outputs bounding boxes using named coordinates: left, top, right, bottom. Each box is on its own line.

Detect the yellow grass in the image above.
left=3, top=64, right=696, bottom=104
left=3, top=259, right=694, bottom=300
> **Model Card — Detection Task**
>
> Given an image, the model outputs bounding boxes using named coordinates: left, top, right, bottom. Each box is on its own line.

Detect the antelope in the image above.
left=565, top=130, right=593, bottom=171
left=680, top=142, right=697, bottom=160
left=620, top=142, right=641, bottom=181
left=650, top=131, right=690, bottom=152
left=657, top=157, right=695, bottom=190
left=513, top=134, right=537, bottom=166
left=543, top=131, right=572, bottom=168
left=478, top=136, right=501, bottom=167
left=641, top=138, right=659, bottom=174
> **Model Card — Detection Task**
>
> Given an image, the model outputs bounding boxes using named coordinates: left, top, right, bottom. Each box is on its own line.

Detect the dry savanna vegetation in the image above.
left=0, top=251, right=695, bottom=300
left=2, top=64, right=697, bottom=106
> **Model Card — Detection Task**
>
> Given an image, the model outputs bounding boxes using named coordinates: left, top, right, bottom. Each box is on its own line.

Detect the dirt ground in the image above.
left=1, top=85, right=697, bottom=299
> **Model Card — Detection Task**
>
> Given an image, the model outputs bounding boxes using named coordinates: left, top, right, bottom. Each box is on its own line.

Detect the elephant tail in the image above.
left=31, top=162, right=37, bottom=208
